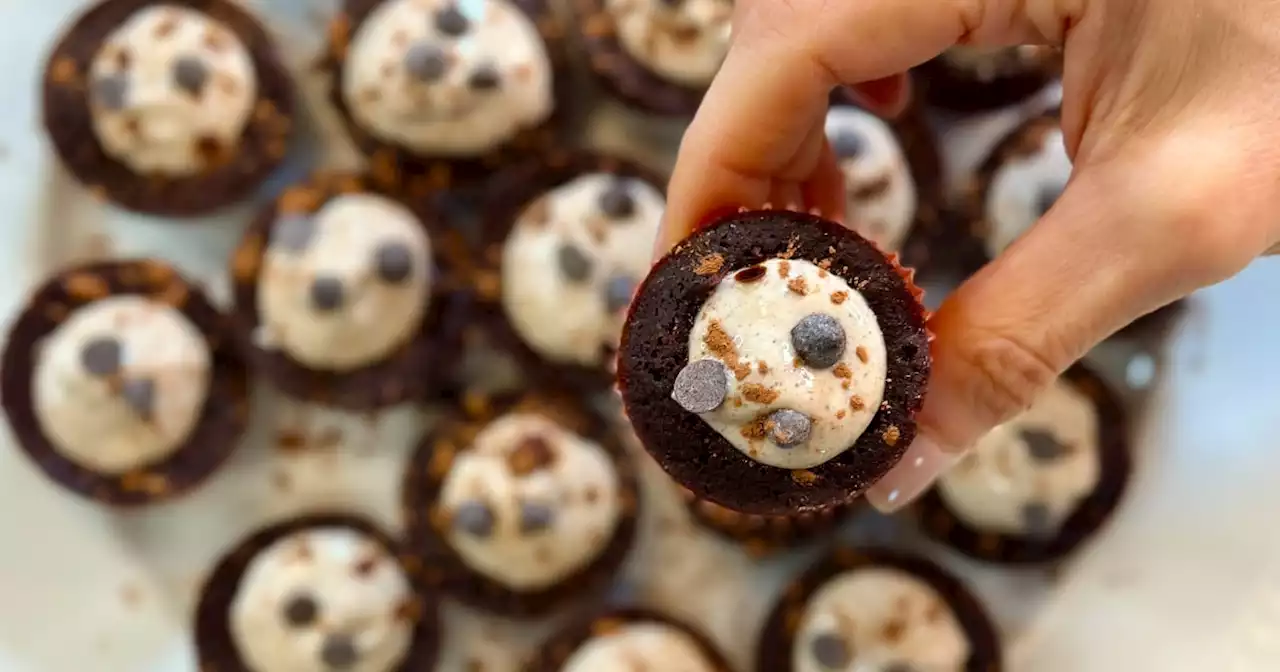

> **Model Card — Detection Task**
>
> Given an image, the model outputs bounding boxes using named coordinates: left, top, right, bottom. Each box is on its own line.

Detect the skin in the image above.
left=655, top=0, right=1280, bottom=512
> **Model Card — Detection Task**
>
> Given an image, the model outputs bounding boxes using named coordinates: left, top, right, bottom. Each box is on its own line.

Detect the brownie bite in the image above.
left=42, top=0, right=294, bottom=216
left=229, top=172, right=470, bottom=409
left=527, top=608, right=734, bottom=671
left=682, top=487, right=859, bottom=556
left=756, top=548, right=1002, bottom=672
left=574, top=0, right=732, bottom=115
left=194, top=514, right=441, bottom=672
left=476, top=152, right=667, bottom=390
left=618, top=210, right=930, bottom=515
left=0, top=260, right=248, bottom=505
left=326, top=0, right=568, bottom=192
left=401, top=389, right=641, bottom=617
left=917, top=363, right=1131, bottom=565
left=914, top=45, right=1061, bottom=113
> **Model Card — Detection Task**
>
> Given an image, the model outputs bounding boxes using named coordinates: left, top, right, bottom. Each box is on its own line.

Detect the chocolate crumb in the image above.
left=734, top=265, right=767, bottom=283
left=740, top=414, right=774, bottom=440
left=883, top=425, right=901, bottom=446
left=850, top=396, right=865, bottom=411
left=818, top=258, right=833, bottom=270
left=275, top=429, right=307, bottom=452
left=777, top=260, right=791, bottom=278
left=833, top=363, right=852, bottom=380
left=506, top=436, right=556, bottom=475
left=704, top=320, right=751, bottom=379
left=830, top=291, right=848, bottom=304
left=836, top=410, right=847, bottom=419
left=741, top=383, right=779, bottom=405
left=787, top=277, right=808, bottom=295
left=791, top=469, right=817, bottom=485
left=354, top=554, right=379, bottom=577
left=856, top=345, right=869, bottom=363
left=881, top=618, right=907, bottom=643
left=695, top=253, right=724, bottom=275
left=757, top=361, right=770, bottom=374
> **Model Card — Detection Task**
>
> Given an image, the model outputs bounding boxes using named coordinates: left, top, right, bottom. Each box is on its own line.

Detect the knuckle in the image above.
left=949, top=331, right=1060, bottom=429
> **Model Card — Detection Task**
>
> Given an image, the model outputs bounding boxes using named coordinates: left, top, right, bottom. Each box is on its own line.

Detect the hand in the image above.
left=657, top=0, right=1280, bottom=512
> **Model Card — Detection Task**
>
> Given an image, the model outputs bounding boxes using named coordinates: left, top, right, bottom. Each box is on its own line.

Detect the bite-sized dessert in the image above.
left=229, top=172, right=470, bottom=409
left=574, top=0, right=733, bottom=115
left=42, top=0, right=294, bottom=216
left=756, top=548, right=1002, bottom=672
left=194, top=514, right=441, bottom=672
left=970, top=111, right=1068, bottom=262
left=476, top=151, right=667, bottom=390
left=401, top=388, right=641, bottom=616
left=682, top=487, right=859, bottom=556
left=327, top=0, right=568, bottom=192
left=0, top=260, right=249, bottom=506
left=526, top=608, right=734, bottom=671
left=917, top=363, right=1131, bottom=564
left=618, top=209, right=931, bottom=515
left=914, top=45, right=1062, bottom=113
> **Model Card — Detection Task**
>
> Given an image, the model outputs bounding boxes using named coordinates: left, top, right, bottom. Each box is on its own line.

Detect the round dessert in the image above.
left=194, top=514, right=441, bottom=672
left=327, top=0, right=568, bottom=193
left=681, top=487, right=859, bottom=556
left=228, top=172, right=471, bottom=409
left=0, top=260, right=249, bottom=506
left=527, top=608, right=734, bottom=671
left=970, top=111, right=1069, bottom=262
left=574, top=0, right=733, bottom=115
left=618, top=209, right=931, bottom=515
left=476, top=151, right=667, bottom=390
left=756, top=548, right=1002, bottom=672
left=914, top=45, right=1062, bottom=113
left=917, top=363, right=1131, bottom=564
left=42, top=0, right=294, bottom=216
left=401, top=388, right=641, bottom=616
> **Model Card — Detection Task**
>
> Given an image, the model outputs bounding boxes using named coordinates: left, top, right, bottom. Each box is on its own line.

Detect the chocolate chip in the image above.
left=1035, top=183, right=1064, bottom=217
left=768, top=409, right=812, bottom=447
left=809, top=632, right=851, bottom=668
left=1021, top=428, right=1069, bottom=463
left=671, top=358, right=728, bottom=413
left=92, top=74, right=130, bottom=110
left=404, top=42, right=448, bottom=82
left=120, top=378, right=155, bottom=421
left=519, top=501, right=556, bottom=534
left=791, top=313, right=846, bottom=369
left=373, top=241, right=414, bottom=284
left=507, top=436, right=557, bottom=475
left=172, top=55, right=209, bottom=97
left=604, top=275, right=635, bottom=313
left=733, top=265, right=767, bottom=283
left=556, top=243, right=593, bottom=282
left=434, top=5, right=471, bottom=36
left=452, top=500, right=495, bottom=538
left=320, top=634, right=359, bottom=669
left=81, top=336, right=122, bottom=376
left=310, top=276, right=345, bottom=311
left=271, top=215, right=315, bottom=252
left=1022, top=501, right=1055, bottom=538
left=468, top=64, right=501, bottom=91
left=598, top=182, right=636, bottom=219
left=282, top=593, right=319, bottom=627
left=830, top=129, right=865, bottom=159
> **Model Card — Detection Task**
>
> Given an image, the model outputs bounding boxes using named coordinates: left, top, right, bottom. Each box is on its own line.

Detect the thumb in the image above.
left=866, top=128, right=1275, bottom=512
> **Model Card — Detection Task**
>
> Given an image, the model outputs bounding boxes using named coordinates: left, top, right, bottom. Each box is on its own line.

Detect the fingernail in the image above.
left=865, top=434, right=961, bottom=513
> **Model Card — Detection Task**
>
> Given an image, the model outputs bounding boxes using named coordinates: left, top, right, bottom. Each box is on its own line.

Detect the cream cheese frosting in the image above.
left=605, top=0, right=732, bottom=87
left=824, top=107, right=918, bottom=252
left=342, top=0, right=554, bottom=156
left=88, top=5, right=257, bottom=176
left=255, top=192, right=433, bottom=371
left=229, top=527, right=416, bottom=672
left=32, top=295, right=210, bottom=474
left=561, top=622, right=720, bottom=672
left=984, top=124, right=1071, bottom=258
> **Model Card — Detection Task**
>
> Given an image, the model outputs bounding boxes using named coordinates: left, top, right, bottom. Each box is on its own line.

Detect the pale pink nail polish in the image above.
left=865, top=435, right=961, bottom=513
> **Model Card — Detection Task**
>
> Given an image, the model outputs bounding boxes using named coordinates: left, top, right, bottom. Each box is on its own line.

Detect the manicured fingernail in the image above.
left=865, top=434, right=961, bottom=513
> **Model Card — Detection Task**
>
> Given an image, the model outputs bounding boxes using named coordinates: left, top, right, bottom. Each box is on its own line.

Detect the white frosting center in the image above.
left=686, top=259, right=888, bottom=470
left=605, top=0, right=733, bottom=87
left=32, top=295, right=210, bottom=474
left=984, top=125, right=1071, bottom=258
left=824, top=107, right=917, bottom=253
left=229, top=527, right=415, bottom=672
left=562, top=623, right=720, bottom=672
left=255, top=193, right=433, bottom=371
left=794, top=568, right=970, bottom=672
left=501, top=173, right=664, bottom=366
left=439, top=412, right=622, bottom=590
left=88, top=5, right=257, bottom=176
left=342, top=0, right=554, bottom=156
left=937, top=378, right=1101, bottom=536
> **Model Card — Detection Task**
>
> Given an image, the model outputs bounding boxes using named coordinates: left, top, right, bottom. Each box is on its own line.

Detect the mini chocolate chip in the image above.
left=768, top=409, right=812, bottom=447
left=120, top=378, right=155, bottom=421
left=320, top=634, right=359, bottom=669
left=791, top=313, right=846, bottom=369
left=1035, top=183, right=1064, bottom=217
left=282, top=593, right=319, bottom=627
left=671, top=358, right=728, bottom=414
left=435, top=5, right=470, bottom=36
left=310, top=276, right=345, bottom=312
left=404, top=42, right=449, bottom=82
left=829, top=129, right=865, bottom=159
left=809, top=632, right=851, bottom=669
left=1022, top=501, right=1055, bottom=539
left=271, top=215, right=315, bottom=252
left=1021, top=428, right=1069, bottom=462
left=519, top=501, right=556, bottom=534
left=883, top=663, right=919, bottom=672
left=604, top=275, right=635, bottom=313
left=373, top=241, right=414, bottom=284
left=452, top=500, right=495, bottom=538
left=598, top=182, right=636, bottom=219
left=733, top=265, right=767, bottom=283
left=556, top=243, right=593, bottom=282
left=172, top=55, right=209, bottom=97
left=81, top=336, right=122, bottom=376
left=93, top=74, right=130, bottom=110
left=468, top=64, right=501, bottom=91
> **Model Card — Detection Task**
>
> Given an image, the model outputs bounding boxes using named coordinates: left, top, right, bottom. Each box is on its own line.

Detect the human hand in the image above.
left=656, top=0, right=1280, bottom=512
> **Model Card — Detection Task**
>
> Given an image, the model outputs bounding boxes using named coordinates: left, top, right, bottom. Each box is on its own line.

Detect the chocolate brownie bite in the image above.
left=756, top=548, right=1002, bottom=672
left=618, top=210, right=931, bottom=515
left=402, top=389, right=641, bottom=616
left=476, top=152, right=666, bottom=390
left=194, top=514, right=441, bottom=672
left=682, top=487, right=859, bottom=556
left=527, top=608, right=733, bottom=671
left=42, top=0, right=294, bottom=216
left=229, top=172, right=470, bottom=409
left=917, top=363, right=1131, bottom=565
left=574, top=0, right=732, bottom=115
left=0, top=260, right=248, bottom=505
left=327, top=0, right=568, bottom=193
left=915, top=45, right=1062, bottom=113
